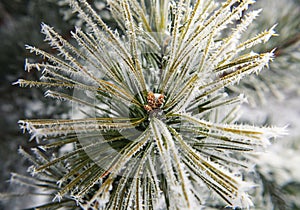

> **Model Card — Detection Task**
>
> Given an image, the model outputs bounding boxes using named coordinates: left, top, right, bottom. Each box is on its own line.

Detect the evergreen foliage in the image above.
left=2, top=0, right=299, bottom=209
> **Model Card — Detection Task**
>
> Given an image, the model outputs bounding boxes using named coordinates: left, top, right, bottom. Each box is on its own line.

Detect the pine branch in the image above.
left=3, top=0, right=290, bottom=209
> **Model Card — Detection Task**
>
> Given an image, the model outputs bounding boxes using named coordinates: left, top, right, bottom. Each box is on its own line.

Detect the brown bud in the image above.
left=156, top=94, right=164, bottom=108
left=144, top=105, right=153, bottom=112
left=147, top=92, right=156, bottom=107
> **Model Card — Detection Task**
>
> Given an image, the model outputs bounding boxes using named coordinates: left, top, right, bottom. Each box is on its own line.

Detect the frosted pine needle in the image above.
left=229, top=0, right=300, bottom=105
left=13, top=0, right=287, bottom=209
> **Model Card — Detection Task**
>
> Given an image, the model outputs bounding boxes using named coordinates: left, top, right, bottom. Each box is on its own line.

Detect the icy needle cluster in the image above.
left=13, top=0, right=287, bottom=209
left=229, top=0, right=300, bottom=105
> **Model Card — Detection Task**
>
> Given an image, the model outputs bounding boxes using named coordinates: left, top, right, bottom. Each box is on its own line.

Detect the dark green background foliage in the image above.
left=0, top=1, right=70, bottom=209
